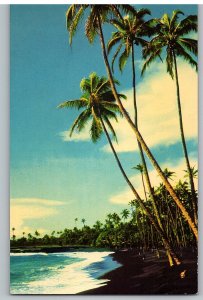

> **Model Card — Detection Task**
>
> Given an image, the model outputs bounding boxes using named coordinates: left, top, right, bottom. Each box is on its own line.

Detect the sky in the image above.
left=10, top=4, right=198, bottom=237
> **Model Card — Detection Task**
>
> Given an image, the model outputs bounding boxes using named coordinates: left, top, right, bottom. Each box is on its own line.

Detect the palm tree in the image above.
left=81, top=218, right=86, bottom=227
left=133, top=164, right=147, bottom=200
left=121, top=209, right=130, bottom=222
left=58, top=72, right=181, bottom=266
left=12, top=227, right=16, bottom=241
left=74, top=218, right=78, bottom=227
left=107, top=11, right=166, bottom=244
left=142, top=10, right=198, bottom=225
left=65, top=4, right=198, bottom=240
left=35, top=230, right=40, bottom=238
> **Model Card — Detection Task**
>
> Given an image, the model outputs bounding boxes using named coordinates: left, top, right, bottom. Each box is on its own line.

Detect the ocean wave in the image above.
left=10, top=251, right=118, bottom=294
left=10, top=252, right=48, bottom=257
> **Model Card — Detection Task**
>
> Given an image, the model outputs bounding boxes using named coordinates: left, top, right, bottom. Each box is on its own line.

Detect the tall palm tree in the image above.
left=58, top=72, right=181, bottom=266
left=107, top=11, right=163, bottom=235
left=65, top=4, right=198, bottom=239
left=133, top=164, right=147, bottom=200
left=142, top=10, right=198, bottom=225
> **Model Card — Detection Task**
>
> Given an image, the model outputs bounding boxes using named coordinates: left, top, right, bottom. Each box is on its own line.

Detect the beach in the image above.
left=79, top=248, right=198, bottom=295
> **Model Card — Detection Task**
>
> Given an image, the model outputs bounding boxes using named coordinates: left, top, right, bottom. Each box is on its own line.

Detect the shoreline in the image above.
left=10, top=246, right=198, bottom=295
left=79, top=248, right=198, bottom=295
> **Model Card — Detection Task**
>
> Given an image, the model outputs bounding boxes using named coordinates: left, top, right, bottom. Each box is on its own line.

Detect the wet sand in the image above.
left=79, top=248, right=198, bottom=295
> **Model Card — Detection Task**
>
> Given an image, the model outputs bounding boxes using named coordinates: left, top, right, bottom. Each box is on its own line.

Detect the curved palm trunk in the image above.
left=96, top=14, right=198, bottom=240
left=100, top=115, right=181, bottom=266
left=173, top=51, right=198, bottom=226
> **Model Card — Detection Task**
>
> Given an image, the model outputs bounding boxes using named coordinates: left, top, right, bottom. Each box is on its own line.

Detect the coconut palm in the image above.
left=107, top=11, right=162, bottom=233
left=65, top=4, right=197, bottom=240
left=58, top=72, right=181, bottom=266
left=133, top=164, right=147, bottom=200
left=74, top=218, right=78, bottom=227
left=35, top=230, right=40, bottom=238
left=121, top=209, right=130, bottom=222
left=81, top=218, right=86, bottom=227
left=142, top=10, right=198, bottom=225
left=12, top=227, right=15, bottom=241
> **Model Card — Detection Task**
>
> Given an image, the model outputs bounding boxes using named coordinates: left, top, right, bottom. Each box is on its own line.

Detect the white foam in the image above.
left=10, top=252, right=48, bottom=256
left=11, top=251, right=116, bottom=294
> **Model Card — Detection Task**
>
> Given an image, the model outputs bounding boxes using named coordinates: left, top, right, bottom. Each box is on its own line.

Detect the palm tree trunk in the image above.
left=100, top=115, right=181, bottom=266
left=132, top=43, right=164, bottom=231
left=141, top=172, right=147, bottom=200
left=173, top=51, right=198, bottom=226
left=96, top=14, right=198, bottom=240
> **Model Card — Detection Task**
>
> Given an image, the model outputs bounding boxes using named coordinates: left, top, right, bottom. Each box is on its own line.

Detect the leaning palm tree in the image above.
left=142, top=10, right=198, bottom=225
left=81, top=218, right=86, bottom=227
left=107, top=11, right=163, bottom=234
left=65, top=4, right=197, bottom=239
left=58, top=72, right=181, bottom=266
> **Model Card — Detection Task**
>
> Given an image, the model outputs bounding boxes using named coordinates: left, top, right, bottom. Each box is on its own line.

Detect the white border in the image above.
left=0, top=1, right=203, bottom=5
left=0, top=3, right=202, bottom=299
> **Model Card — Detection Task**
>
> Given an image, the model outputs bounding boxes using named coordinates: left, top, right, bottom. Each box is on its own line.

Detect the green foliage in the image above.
left=58, top=72, right=125, bottom=143
left=142, top=10, right=197, bottom=77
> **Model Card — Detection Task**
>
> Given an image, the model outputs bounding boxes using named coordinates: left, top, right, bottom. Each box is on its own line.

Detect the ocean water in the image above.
left=10, top=250, right=121, bottom=294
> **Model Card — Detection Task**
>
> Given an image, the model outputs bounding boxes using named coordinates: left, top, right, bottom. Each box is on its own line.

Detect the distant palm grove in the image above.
left=11, top=5, right=197, bottom=269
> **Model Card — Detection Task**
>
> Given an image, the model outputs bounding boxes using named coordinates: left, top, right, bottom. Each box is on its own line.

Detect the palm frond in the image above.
left=137, top=8, right=151, bottom=19
left=68, top=6, right=85, bottom=45
left=111, top=43, right=123, bottom=73
left=69, top=109, right=89, bottom=137
left=175, top=43, right=198, bottom=70
left=141, top=48, right=162, bottom=76
left=160, top=13, right=170, bottom=28
left=85, top=13, right=97, bottom=43
left=119, top=48, right=129, bottom=72
left=110, top=18, right=126, bottom=33
left=107, top=32, right=122, bottom=54
left=90, top=116, right=103, bottom=143
left=57, top=99, right=87, bottom=110
left=80, top=77, right=91, bottom=93
left=170, top=10, right=184, bottom=31
left=177, top=15, right=197, bottom=35
left=118, top=4, right=137, bottom=16
left=101, top=107, right=118, bottom=122
left=101, top=102, right=123, bottom=117
left=179, top=38, right=197, bottom=56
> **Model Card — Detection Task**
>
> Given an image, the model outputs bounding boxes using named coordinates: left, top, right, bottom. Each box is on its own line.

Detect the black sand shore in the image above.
left=79, top=248, right=198, bottom=295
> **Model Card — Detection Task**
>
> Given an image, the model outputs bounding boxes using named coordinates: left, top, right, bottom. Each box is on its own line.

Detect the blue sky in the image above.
left=10, top=5, right=198, bottom=236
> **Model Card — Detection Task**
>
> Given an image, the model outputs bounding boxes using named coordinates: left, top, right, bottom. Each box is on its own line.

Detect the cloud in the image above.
left=109, top=157, right=198, bottom=205
left=11, top=198, right=65, bottom=206
left=10, top=198, right=66, bottom=237
left=103, top=60, right=197, bottom=153
left=60, top=128, right=90, bottom=143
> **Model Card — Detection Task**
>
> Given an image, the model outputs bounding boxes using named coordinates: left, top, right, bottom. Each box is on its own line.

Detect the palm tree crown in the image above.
left=66, top=4, right=136, bottom=45
left=58, top=72, right=126, bottom=143
left=142, top=10, right=197, bottom=76
left=107, top=8, right=152, bottom=72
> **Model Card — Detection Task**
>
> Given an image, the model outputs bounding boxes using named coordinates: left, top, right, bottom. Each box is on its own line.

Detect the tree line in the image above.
left=10, top=171, right=197, bottom=252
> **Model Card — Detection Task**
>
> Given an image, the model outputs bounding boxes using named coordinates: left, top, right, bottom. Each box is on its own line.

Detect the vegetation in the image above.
left=10, top=173, right=197, bottom=251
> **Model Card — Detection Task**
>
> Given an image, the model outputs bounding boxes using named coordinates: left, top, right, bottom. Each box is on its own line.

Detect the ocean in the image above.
left=10, top=250, right=121, bottom=294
